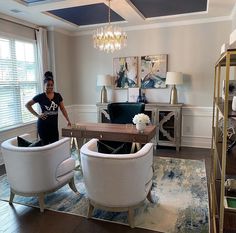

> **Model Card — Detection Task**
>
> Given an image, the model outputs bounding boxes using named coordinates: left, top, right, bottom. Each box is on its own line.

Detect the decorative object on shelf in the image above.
left=97, top=74, right=112, bottom=103
left=127, top=87, right=139, bottom=102
left=221, top=43, right=229, bottom=54
left=140, top=54, right=168, bottom=89
left=225, top=179, right=236, bottom=192
left=222, top=80, right=236, bottom=100
left=218, top=117, right=236, bottom=152
left=141, top=92, right=148, bottom=103
left=137, top=88, right=142, bottom=103
left=137, top=88, right=148, bottom=103
left=113, top=56, right=138, bottom=88
left=133, top=113, right=150, bottom=133
left=165, top=72, right=183, bottom=104
left=232, top=96, right=236, bottom=111
left=93, top=0, right=127, bottom=53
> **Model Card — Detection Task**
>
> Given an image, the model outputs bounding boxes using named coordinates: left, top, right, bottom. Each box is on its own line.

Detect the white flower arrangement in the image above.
left=132, top=113, right=150, bottom=125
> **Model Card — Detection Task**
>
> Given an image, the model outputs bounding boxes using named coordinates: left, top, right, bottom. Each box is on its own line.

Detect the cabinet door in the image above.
left=144, top=106, right=157, bottom=145
left=158, top=110, right=176, bottom=144
left=98, top=108, right=110, bottom=123
left=157, top=107, right=182, bottom=152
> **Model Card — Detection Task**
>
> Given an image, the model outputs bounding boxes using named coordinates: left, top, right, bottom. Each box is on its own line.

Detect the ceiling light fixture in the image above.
left=93, top=0, right=127, bottom=53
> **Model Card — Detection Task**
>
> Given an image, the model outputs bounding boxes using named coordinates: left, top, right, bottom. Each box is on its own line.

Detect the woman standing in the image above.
left=25, top=71, right=71, bottom=145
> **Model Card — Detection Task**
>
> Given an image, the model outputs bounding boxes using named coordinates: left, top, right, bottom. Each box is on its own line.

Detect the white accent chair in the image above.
left=1, top=134, right=78, bottom=212
left=80, top=138, right=154, bottom=228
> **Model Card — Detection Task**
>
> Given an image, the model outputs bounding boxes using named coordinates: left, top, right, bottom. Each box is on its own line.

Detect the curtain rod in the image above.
left=0, top=17, right=39, bottom=31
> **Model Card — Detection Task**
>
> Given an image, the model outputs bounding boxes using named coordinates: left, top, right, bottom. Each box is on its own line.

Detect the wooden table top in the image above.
left=62, top=122, right=156, bottom=143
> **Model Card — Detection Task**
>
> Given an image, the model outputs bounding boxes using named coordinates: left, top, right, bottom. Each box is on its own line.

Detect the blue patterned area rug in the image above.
left=0, top=156, right=209, bottom=233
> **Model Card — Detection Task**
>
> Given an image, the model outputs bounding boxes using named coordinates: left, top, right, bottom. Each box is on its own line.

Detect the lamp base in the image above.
left=169, top=85, right=178, bottom=104
left=101, top=86, right=108, bottom=103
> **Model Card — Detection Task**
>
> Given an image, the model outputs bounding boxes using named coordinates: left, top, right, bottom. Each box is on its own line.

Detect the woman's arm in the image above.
left=25, top=100, right=47, bottom=120
left=59, top=101, right=71, bottom=126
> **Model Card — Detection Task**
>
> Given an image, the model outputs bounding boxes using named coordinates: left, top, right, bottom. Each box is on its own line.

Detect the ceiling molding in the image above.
left=47, top=26, right=74, bottom=36
left=72, top=15, right=231, bottom=36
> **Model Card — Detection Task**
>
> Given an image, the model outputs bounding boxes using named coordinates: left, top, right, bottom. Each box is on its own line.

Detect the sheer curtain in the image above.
left=36, top=27, right=49, bottom=89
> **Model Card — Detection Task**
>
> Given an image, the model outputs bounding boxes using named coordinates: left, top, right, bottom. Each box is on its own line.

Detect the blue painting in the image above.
left=114, top=56, right=138, bottom=89
left=141, top=54, right=168, bottom=88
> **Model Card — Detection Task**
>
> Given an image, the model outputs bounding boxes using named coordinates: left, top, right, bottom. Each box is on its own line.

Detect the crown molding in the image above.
left=72, top=15, right=231, bottom=36
left=47, top=26, right=74, bottom=36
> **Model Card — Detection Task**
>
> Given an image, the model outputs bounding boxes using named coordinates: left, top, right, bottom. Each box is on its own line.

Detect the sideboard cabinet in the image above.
left=96, top=103, right=182, bottom=151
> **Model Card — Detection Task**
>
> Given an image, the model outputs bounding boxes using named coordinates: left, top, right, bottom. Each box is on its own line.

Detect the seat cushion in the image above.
left=17, top=136, right=43, bottom=147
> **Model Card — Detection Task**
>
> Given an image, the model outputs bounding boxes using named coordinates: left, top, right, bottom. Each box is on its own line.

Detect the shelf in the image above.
left=215, top=140, right=236, bottom=177
left=216, top=49, right=236, bottom=67
left=214, top=98, right=236, bottom=117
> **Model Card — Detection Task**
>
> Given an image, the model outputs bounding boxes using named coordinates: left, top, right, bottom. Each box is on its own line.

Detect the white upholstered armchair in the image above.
left=80, top=138, right=154, bottom=228
left=1, top=134, right=78, bottom=212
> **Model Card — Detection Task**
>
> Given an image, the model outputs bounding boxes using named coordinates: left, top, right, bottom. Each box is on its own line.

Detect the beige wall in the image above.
left=48, top=30, right=74, bottom=105
left=70, top=21, right=231, bottom=106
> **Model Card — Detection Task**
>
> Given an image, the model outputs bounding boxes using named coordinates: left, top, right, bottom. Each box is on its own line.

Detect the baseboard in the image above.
left=181, top=136, right=212, bottom=149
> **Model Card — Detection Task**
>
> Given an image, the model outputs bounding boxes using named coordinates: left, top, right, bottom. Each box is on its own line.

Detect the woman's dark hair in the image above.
left=44, top=71, right=54, bottom=84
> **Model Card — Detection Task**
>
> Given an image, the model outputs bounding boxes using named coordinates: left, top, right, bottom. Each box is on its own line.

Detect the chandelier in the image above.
left=93, top=0, right=127, bottom=53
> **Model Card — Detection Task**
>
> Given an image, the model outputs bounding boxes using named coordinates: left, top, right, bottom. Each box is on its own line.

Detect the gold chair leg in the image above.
left=128, top=207, right=135, bottom=228
left=38, top=193, right=45, bottom=213
left=87, top=201, right=94, bottom=219
left=69, top=177, right=79, bottom=194
left=147, top=188, right=155, bottom=203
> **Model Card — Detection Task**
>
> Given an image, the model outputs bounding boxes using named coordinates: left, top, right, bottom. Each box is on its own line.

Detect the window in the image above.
left=0, top=35, right=41, bottom=131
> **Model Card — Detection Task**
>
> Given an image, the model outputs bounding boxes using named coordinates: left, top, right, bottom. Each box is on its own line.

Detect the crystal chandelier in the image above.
left=93, top=0, right=127, bottom=53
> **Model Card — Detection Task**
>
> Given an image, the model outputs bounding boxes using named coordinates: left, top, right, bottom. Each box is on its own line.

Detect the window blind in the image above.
left=0, top=35, right=41, bottom=131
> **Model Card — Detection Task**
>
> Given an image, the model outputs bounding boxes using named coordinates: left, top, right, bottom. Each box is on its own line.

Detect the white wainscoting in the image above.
left=0, top=105, right=213, bottom=165
left=181, top=106, right=213, bottom=148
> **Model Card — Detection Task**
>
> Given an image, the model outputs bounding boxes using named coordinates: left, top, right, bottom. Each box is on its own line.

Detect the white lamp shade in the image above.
left=97, top=74, right=112, bottom=86
left=165, top=72, right=183, bottom=85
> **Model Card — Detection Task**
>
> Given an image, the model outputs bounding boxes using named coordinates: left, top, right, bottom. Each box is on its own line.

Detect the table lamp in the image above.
left=97, top=74, right=112, bottom=103
left=165, top=72, right=183, bottom=104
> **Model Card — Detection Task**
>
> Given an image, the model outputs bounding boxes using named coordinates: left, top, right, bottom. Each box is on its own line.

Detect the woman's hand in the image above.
left=38, top=113, right=47, bottom=120
left=67, top=121, right=72, bottom=127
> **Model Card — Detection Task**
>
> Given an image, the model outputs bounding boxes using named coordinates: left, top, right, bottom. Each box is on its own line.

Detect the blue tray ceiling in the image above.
left=47, top=3, right=125, bottom=26
left=129, top=0, right=207, bottom=18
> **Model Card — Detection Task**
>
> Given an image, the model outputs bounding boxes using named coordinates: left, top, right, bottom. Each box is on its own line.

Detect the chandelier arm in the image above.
left=108, top=0, right=111, bottom=25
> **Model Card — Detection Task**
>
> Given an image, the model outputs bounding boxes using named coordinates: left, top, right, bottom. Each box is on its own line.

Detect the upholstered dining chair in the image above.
left=80, top=138, right=154, bottom=228
left=1, top=134, right=78, bottom=212
left=102, top=102, right=145, bottom=153
left=107, top=102, right=145, bottom=124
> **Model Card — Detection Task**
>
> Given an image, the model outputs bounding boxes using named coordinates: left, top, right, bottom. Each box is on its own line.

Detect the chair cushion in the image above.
left=97, top=140, right=132, bottom=154
left=17, top=136, right=43, bottom=147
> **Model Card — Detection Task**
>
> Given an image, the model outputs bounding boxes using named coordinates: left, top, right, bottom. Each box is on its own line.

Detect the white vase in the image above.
left=232, top=96, right=236, bottom=111
left=136, top=123, right=146, bottom=132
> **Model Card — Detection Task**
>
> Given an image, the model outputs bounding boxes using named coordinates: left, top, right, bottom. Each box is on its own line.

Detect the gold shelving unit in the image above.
left=211, top=49, right=236, bottom=233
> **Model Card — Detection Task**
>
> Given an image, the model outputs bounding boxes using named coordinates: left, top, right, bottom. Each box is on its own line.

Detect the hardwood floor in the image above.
left=0, top=146, right=211, bottom=233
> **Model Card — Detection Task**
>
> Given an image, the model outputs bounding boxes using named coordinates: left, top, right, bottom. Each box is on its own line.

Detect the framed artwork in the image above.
left=140, top=54, right=168, bottom=88
left=128, top=87, right=140, bottom=102
left=113, top=56, right=138, bottom=89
